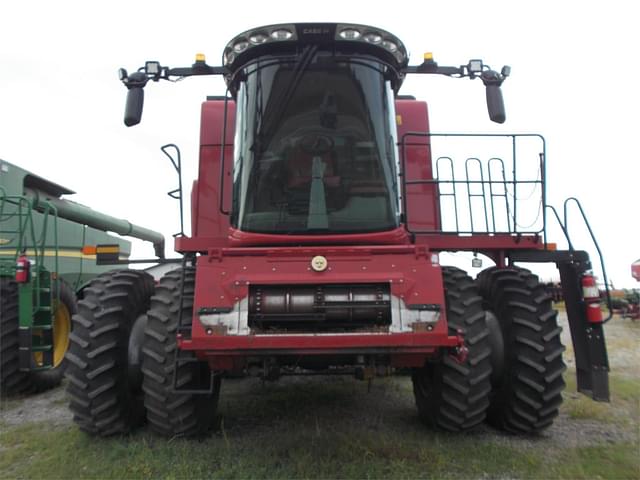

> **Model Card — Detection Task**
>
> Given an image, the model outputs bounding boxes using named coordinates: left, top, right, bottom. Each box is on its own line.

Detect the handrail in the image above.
left=161, top=143, right=185, bottom=238
left=399, top=132, right=545, bottom=236
left=563, top=197, right=613, bottom=323
left=0, top=192, right=59, bottom=310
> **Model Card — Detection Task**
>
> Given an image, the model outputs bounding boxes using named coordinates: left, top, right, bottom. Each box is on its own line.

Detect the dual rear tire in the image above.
left=477, top=266, right=566, bottom=433
left=65, top=270, right=154, bottom=435
left=65, top=268, right=220, bottom=437
left=412, top=266, right=566, bottom=434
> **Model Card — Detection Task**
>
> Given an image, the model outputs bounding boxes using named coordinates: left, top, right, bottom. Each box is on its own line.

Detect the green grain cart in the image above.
left=0, top=159, right=164, bottom=395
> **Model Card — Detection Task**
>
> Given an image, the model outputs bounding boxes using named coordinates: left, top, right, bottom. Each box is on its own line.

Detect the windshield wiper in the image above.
left=252, top=45, right=318, bottom=154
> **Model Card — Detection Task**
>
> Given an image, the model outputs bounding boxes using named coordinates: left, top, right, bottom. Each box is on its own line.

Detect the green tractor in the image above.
left=0, top=159, right=164, bottom=395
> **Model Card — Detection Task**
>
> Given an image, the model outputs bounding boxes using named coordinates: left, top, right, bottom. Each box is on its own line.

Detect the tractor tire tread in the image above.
left=412, top=267, right=493, bottom=432
left=477, top=266, right=566, bottom=434
left=142, top=268, right=220, bottom=438
left=64, top=269, right=154, bottom=436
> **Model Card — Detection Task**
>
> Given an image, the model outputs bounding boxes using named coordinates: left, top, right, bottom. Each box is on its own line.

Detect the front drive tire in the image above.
left=142, top=268, right=221, bottom=438
left=65, top=270, right=155, bottom=436
left=477, top=266, right=566, bottom=434
left=412, top=266, right=493, bottom=432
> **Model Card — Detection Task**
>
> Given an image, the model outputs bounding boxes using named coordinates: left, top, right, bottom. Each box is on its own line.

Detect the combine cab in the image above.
left=66, top=23, right=610, bottom=436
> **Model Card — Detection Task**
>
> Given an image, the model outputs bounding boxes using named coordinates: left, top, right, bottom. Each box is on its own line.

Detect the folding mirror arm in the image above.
left=118, top=56, right=228, bottom=126
left=403, top=55, right=511, bottom=123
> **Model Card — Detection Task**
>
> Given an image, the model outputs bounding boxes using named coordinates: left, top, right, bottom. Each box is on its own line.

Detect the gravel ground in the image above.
left=1, top=312, right=638, bottom=450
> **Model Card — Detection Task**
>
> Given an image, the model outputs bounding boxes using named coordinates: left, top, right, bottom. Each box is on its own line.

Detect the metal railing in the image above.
left=400, top=133, right=546, bottom=237
left=0, top=188, right=58, bottom=310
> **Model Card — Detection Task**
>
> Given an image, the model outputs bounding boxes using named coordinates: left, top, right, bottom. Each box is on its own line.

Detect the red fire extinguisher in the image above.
left=15, top=254, right=30, bottom=283
left=581, top=273, right=603, bottom=324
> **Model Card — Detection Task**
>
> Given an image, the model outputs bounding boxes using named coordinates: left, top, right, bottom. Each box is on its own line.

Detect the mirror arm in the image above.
left=118, top=61, right=227, bottom=127
left=404, top=64, right=465, bottom=76
left=166, top=65, right=227, bottom=77
left=404, top=59, right=510, bottom=124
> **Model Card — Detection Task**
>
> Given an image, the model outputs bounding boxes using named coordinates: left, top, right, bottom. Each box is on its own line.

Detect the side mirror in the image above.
left=123, top=72, right=148, bottom=127
left=124, top=87, right=144, bottom=127
left=481, top=70, right=506, bottom=124
left=485, top=84, right=505, bottom=124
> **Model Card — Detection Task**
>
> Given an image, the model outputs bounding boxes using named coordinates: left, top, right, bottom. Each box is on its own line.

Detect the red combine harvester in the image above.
left=66, top=23, right=610, bottom=437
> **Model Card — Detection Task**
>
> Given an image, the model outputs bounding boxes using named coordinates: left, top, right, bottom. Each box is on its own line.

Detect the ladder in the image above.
left=0, top=189, right=58, bottom=371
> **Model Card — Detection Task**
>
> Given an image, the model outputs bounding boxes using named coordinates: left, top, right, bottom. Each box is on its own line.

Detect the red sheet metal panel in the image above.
left=395, top=100, right=440, bottom=233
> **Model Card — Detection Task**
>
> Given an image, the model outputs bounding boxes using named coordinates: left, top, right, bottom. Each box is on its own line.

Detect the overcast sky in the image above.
left=1, top=0, right=638, bottom=287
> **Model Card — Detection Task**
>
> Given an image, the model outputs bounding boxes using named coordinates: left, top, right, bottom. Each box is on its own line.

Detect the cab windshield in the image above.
left=231, top=55, right=399, bottom=234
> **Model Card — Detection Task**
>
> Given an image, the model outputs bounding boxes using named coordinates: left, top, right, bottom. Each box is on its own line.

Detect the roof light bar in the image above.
left=223, top=24, right=298, bottom=67
left=222, top=23, right=408, bottom=69
left=335, top=24, right=408, bottom=65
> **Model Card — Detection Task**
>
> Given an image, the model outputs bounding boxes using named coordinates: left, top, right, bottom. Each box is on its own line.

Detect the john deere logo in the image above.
left=311, top=255, right=328, bottom=272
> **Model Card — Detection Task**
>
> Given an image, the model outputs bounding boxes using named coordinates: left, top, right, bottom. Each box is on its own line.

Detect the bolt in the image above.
left=206, top=328, right=213, bottom=335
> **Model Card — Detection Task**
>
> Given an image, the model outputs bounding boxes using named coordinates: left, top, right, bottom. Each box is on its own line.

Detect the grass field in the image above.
left=1, top=315, right=639, bottom=479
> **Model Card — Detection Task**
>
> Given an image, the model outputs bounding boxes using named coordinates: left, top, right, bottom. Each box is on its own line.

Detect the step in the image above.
left=29, top=345, right=53, bottom=352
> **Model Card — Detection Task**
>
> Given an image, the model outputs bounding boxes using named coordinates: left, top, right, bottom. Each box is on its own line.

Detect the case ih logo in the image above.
left=302, top=27, right=330, bottom=36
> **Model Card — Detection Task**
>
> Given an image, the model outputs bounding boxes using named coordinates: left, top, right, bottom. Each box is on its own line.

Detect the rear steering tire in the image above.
left=65, top=270, right=155, bottom=436
left=477, top=266, right=566, bottom=434
left=412, top=266, right=492, bottom=431
left=142, top=267, right=221, bottom=438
